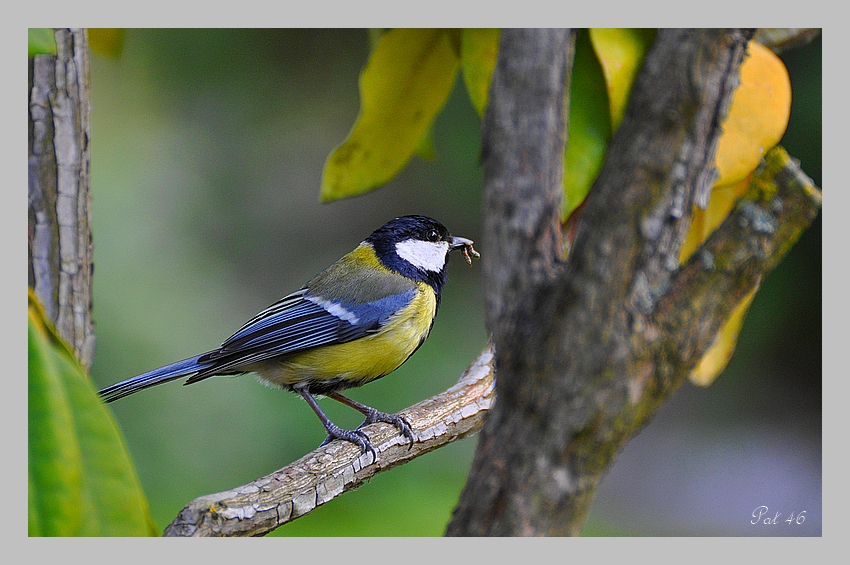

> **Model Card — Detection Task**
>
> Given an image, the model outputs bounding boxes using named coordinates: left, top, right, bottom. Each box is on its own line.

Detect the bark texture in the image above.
left=445, top=28, right=791, bottom=536
left=28, top=28, right=95, bottom=369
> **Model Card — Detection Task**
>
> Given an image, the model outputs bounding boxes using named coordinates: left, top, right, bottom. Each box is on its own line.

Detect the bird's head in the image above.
left=366, top=215, right=477, bottom=292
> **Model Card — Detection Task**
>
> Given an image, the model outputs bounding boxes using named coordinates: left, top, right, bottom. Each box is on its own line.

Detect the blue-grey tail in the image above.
left=98, top=355, right=205, bottom=403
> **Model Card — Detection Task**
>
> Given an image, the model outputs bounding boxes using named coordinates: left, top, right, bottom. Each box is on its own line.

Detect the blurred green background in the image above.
left=88, top=29, right=821, bottom=536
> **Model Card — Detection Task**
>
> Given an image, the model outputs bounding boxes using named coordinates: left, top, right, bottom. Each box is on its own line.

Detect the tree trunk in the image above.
left=446, top=28, right=819, bottom=536
left=28, top=28, right=95, bottom=369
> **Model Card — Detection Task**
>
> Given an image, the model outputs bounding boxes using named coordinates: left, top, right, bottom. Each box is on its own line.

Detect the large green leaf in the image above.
left=28, top=291, right=158, bottom=536
left=562, top=30, right=612, bottom=219
left=321, top=28, right=460, bottom=202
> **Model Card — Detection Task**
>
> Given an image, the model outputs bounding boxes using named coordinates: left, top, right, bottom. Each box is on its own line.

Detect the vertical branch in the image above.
left=448, top=29, right=755, bottom=536
left=28, top=28, right=95, bottom=369
left=447, top=28, right=574, bottom=536
left=479, top=28, right=574, bottom=407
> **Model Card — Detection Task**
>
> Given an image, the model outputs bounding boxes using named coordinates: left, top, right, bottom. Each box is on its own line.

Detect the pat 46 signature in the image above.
left=751, top=506, right=807, bottom=525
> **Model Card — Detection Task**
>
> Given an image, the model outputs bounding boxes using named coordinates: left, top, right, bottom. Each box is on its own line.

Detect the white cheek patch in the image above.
left=395, top=239, right=450, bottom=273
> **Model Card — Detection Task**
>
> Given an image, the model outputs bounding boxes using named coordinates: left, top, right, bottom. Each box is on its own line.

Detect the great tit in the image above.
left=99, top=215, right=479, bottom=462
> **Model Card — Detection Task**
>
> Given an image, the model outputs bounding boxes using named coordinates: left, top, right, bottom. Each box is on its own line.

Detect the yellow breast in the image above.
left=254, top=281, right=437, bottom=391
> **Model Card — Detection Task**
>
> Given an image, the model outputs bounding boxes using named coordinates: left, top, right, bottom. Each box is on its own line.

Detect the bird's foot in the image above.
left=357, top=409, right=414, bottom=450
left=318, top=423, right=377, bottom=464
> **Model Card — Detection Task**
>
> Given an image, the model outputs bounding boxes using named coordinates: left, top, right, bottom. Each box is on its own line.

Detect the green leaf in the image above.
left=28, top=291, right=158, bottom=536
left=28, top=28, right=57, bottom=57
left=461, top=28, right=500, bottom=117
left=589, top=28, right=656, bottom=129
left=321, top=29, right=460, bottom=202
left=563, top=30, right=612, bottom=219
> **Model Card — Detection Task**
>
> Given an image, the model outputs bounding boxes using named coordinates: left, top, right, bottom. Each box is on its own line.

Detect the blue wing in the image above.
left=98, top=285, right=418, bottom=402
left=192, top=287, right=417, bottom=375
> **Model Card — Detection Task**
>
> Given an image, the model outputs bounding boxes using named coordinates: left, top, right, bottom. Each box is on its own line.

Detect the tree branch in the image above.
left=28, top=28, right=95, bottom=369
left=163, top=345, right=495, bottom=536
left=652, top=146, right=822, bottom=370
left=754, top=28, right=821, bottom=53
left=447, top=29, right=772, bottom=536
left=480, top=28, right=573, bottom=342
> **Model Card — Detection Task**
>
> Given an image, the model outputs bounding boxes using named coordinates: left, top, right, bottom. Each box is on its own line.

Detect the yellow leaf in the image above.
left=681, top=42, right=792, bottom=265
left=367, top=28, right=387, bottom=50
left=461, top=29, right=500, bottom=117
left=414, top=123, right=437, bottom=160
left=683, top=146, right=807, bottom=388
left=689, top=287, right=758, bottom=387
left=679, top=174, right=752, bottom=263
left=714, top=41, right=791, bottom=187
left=88, top=28, right=126, bottom=58
left=589, top=28, right=656, bottom=129
left=321, top=29, right=460, bottom=202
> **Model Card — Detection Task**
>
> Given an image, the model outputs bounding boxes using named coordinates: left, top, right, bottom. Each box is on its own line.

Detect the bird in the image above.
left=98, top=215, right=479, bottom=462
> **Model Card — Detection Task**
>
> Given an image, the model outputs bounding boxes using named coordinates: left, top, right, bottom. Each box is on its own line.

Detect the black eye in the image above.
left=426, top=229, right=440, bottom=242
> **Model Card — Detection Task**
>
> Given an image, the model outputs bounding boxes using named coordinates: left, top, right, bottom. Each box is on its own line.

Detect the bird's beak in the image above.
left=449, top=236, right=474, bottom=250
left=449, top=236, right=480, bottom=266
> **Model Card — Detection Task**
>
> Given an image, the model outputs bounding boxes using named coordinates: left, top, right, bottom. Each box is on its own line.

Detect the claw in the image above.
left=357, top=410, right=414, bottom=450
left=320, top=423, right=377, bottom=464
left=326, top=391, right=415, bottom=451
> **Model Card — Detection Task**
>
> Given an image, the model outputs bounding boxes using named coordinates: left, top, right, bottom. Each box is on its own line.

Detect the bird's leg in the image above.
left=327, top=391, right=414, bottom=450
left=295, top=385, right=376, bottom=464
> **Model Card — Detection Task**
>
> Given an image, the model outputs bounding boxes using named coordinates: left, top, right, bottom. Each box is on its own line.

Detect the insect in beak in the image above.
left=450, top=236, right=481, bottom=266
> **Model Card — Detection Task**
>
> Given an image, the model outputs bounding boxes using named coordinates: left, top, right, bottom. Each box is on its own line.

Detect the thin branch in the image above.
left=163, top=345, right=495, bottom=537
left=754, top=28, right=821, bottom=53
